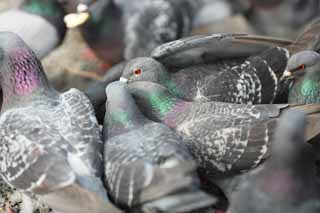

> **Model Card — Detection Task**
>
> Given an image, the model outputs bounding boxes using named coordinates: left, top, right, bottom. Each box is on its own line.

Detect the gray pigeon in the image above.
left=121, top=24, right=320, bottom=105
left=227, top=110, right=320, bottom=213
left=243, top=0, right=320, bottom=38
left=104, top=81, right=215, bottom=212
left=121, top=42, right=289, bottom=104
left=284, top=51, right=320, bottom=104
left=0, top=32, right=121, bottom=213
left=0, top=0, right=67, bottom=59
left=85, top=33, right=294, bottom=122
left=64, top=0, right=203, bottom=64
left=272, top=16, right=320, bottom=103
left=125, top=81, right=320, bottom=199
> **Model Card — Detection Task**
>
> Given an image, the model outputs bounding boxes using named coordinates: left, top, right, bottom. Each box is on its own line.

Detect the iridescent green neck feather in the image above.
left=160, top=74, right=184, bottom=98
left=21, top=0, right=64, bottom=19
left=289, top=71, right=320, bottom=103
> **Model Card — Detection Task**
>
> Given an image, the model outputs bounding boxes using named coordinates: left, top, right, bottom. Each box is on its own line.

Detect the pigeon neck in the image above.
left=134, top=87, right=190, bottom=127
left=21, top=0, right=64, bottom=19
left=106, top=86, right=148, bottom=138
left=1, top=49, right=54, bottom=111
left=291, top=70, right=320, bottom=102
left=160, top=74, right=185, bottom=98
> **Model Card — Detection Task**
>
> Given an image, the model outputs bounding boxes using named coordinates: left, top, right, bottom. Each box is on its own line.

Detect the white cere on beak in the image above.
left=120, top=77, right=129, bottom=83
left=280, top=70, right=292, bottom=81
left=77, top=3, right=89, bottom=13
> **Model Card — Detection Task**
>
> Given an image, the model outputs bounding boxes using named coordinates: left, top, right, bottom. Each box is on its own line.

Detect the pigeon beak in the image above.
left=119, top=77, right=129, bottom=83
left=280, top=69, right=293, bottom=81
left=64, top=4, right=90, bottom=29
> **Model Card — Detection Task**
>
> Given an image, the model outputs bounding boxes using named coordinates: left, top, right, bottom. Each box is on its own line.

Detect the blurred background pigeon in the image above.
left=227, top=109, right=320, bottom=213
left=0, top=0, right=67, bottom=59
left=64, top=0, right=206, bottom=64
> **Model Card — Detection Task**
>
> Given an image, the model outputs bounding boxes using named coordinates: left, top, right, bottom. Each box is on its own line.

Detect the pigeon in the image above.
left=120, top=40, right=289, bottom=104
left=227, top=109, right=320, bottom=213
left=0, top=0, right=67, bottom=59
left=275, top=17, right=320, bottom=103
left=85, top=61, right=127, bottom=123
left=122, top=18, right=320, bottom=104
left=244, top=0, right=320, bottom=38
left=63, top=0, right=204, bottom=64
left=85, top=33, right=294, bottom=123
left=125, top=81, right=320, bottom=198
left=103, top=81, right=215, bottom=212
left=0, top=32, right=121, bottom=213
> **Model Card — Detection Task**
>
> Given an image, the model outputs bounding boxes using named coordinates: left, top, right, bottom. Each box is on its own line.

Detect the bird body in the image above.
left=104, top=81, right=215, bottom=212
left=0, top=32, right=120, bottom=213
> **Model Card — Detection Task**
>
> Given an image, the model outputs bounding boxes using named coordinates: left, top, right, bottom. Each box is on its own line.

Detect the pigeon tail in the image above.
left=138, top=160, right=216, bottom=212
left=106, top=159, right=215, bottom=211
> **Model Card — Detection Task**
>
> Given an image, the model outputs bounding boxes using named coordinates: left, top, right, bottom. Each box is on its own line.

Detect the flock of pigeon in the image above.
left=0, top=0, right=320, bottom=213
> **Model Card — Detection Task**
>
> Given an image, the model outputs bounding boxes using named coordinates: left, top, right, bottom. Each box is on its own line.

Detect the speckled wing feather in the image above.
left=176, top=115, right=276, bottom=177
left=60, top=88, right=103, bottom=177
left=172, top=102, right=285, bottom=176
left=105, top=123, right=195, bottom=207
left=173, top=47, right=289, bottom=104
left=0, top=110, right=76, bottom=194
left=151, top=34, right=293, bottom=69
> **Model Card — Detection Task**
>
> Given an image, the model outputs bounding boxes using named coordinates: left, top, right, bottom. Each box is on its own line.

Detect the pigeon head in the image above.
left=105, top=81, right=148, bottom=138
left=285, top=51, right=320, bottom=103
left=121, top=57, right=170, bottom=84
left=285, top=51, right=320, bottom=78
left=0, top=32, right=50, bottom=100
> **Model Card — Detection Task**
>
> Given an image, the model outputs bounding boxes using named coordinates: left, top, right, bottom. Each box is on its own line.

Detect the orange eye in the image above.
left=299, top=64, right=306, bottom=70
left=133, top=68, right=142, bottom=76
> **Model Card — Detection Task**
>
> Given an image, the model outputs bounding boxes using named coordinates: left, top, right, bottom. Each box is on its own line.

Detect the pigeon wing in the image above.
left=151, top=33, right=293, bottom=69
left=0, top=110, right=76, bottom=194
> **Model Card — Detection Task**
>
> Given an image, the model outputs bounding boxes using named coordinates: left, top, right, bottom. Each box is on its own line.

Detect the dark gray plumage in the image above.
left=104, top=81, right=215, bottom=212
left=67, top=0, right=202, bottom=64
left=0, top=32, right=121, bottom=213
left=126, top=81, right=320, bottom=199
left=227, top=110, right=320, bottom=213
left=85, top=33, right=294, bottom=123
left=244, top=0, right=320, bottom=38
left=0, top=0, right=67, bottom=59
left=121, top=43, right=289, bottom=104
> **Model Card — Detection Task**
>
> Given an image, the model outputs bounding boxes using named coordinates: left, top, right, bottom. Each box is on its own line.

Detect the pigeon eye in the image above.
left=299, top=64, right=306, bottom=70
left=133, top=68, right=142, bottom=76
